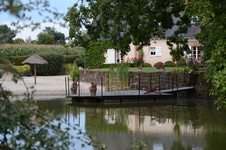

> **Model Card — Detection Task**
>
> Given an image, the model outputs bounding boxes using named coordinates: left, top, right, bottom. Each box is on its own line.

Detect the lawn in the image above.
left=100, top=67, right=185, bottom=72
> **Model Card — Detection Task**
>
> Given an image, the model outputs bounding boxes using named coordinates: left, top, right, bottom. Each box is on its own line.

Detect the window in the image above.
left=192, top=46, right=201, bottom=59
left=149, top=47, right=162, bottom=56
left=150, top=47, right=156, bottom=56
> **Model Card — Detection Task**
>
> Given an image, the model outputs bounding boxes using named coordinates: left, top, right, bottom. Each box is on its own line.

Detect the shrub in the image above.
left=13, top=65, right=32, bottom=76
left=143, top=63, right=152, bottom=67
left=164, top=61, right=175, bottom=67
left=0, top=44, right=85, bottom=56
left=69, top=63, right=79, bottom=81
left=31, top=53, right=65, bottom=76
left=154, top=61, right=164, bottom=69
left=64, top=55, right=77, bottom=64
left=74, top=57, right=84, bottom=67
left=8, top=56, right=29, bottom=65
left=176, top=60, right=186, bottom=67
left=131, top=56, right=144, bottom=67
left=85, top=41, right=113, bottom=69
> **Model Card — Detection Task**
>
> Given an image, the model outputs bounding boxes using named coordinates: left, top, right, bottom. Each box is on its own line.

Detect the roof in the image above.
left=165, top=25, right=200, bottom=38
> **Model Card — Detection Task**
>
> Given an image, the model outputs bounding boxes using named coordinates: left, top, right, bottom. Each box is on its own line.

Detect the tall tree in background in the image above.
left=187, top=0, right=226, bottom=108
left=64, top=0, right=190, bottom=55
left=37, top=27, right=66, bottom=44
left=0, top=24, right=16, bottom=44
left=43, top=27, right=66, bottom=44
left=0, top=0, right=64, bottom=44
left=37, top=33, right=55, bottom=44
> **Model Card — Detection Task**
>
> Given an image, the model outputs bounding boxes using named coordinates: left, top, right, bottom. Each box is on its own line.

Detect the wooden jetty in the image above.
left=70, top=86, right=195, bottom=103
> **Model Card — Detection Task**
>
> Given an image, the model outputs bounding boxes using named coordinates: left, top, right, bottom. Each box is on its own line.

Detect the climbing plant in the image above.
left=85, top=41, right=113, bottom=69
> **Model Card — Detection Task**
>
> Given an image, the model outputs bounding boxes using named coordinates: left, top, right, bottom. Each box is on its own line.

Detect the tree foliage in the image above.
left=0, top=24, right=16, bottom=44
left=37, top=33, right=54, bottom=44
left=14, top=38, right=25, bottom=44
left=85, top=41, right=113, bottom=69
left=187, top=0, right=226, bottom=108
left=0, top=0, right=65, bottom=41
left=64, top=0, right=190, bottom=54
left=43, top=27, right=66, bottom=44
left=0, top=56, right=74, bottom=149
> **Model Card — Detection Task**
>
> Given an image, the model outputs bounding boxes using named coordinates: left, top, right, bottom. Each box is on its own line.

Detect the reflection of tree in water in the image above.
left=37, top=99, right=69, bottom=116
left=171, top=140, right=192, bottom=150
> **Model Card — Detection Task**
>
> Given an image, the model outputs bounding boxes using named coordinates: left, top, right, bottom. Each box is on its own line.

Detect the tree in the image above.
left=14, top=38, right=25, bottom=44
left=0, top=24, right=16, bottom=44
left=0, top=1, right=74, bottom=149
left=37, top=33, right=54, bottom=44
left=65, top=0, right=225, bottom=107
left=0, top=0, right=64, bottom=32
left=64, top=0, right=190, bottom=55
left=186, top=0, right=226, bottom=108
left=43, top=27, right=66, bottom=44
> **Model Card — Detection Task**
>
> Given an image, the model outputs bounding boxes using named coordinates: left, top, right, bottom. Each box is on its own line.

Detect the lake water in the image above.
left=37, top=99, right=226, bottom=150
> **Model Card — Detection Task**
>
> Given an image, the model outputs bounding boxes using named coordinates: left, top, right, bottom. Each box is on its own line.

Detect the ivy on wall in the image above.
left=85, top=41, right=113, bottom=69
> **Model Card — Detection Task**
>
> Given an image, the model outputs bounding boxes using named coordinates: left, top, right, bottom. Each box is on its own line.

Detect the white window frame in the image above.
left=149, top=47, right=162, bottom=57
left=192, top=46, right=201, bottom=59
left=150, top=47, right=156, bottom=56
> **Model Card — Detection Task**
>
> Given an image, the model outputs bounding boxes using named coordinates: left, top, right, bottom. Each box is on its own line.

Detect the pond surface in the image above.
left=37, top=99, right=226, bottom=150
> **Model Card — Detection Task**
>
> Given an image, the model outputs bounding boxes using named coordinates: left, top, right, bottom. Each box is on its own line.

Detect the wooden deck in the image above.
left=70, top=86, right=195, bottom=103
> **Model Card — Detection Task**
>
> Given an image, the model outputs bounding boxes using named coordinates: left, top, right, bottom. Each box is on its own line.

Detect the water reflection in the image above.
left=37, top=100, right=226, bottom=150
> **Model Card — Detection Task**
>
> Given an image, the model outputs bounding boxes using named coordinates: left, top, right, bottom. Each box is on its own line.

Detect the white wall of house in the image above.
left=143, top=40, right=173, bottom=65
left=104, top=49, right=121, bottom=64
left=123, top=43, right=139, bottom=63
left=123, top=39, right=201, bottom=65
left=124, top=40, right=173, bottom=66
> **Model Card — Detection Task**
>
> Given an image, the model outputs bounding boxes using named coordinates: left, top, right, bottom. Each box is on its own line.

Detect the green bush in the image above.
left=13, top=64, right=32, bottom=76
left=31, top=53, right=65, bottom=76
left=64, top=55, right=77, bottom=64
left=85, top=41, right=113, bottom=69
left=0, top=44, right=85, bottom=56
left=164, top=61, right=175, bottom=67
left=143, top=63, right=152, bottom=67
left=8, top=56, right=29, bottom=65
left=74, top=57, right=84, bottom=67
left=176, top=60, right=186, bottom=67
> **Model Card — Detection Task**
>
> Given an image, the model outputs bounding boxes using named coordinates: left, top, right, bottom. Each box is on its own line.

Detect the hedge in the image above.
left=30, top=53, right=65, bottom=76
left=0, top=44, right=85, bottom=57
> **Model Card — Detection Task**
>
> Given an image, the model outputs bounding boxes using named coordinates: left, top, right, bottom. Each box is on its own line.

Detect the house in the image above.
left=123, top=25, right=202, bottom=66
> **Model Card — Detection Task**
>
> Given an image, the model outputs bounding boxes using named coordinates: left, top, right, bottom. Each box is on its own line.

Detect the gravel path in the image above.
left=0, top=74, right=92, bottom=100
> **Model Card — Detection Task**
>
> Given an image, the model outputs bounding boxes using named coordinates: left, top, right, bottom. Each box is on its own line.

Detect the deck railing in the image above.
left=65, top=72, right=192, bottom=97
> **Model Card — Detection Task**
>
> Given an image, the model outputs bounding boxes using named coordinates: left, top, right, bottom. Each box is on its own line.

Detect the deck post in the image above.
left=158, top=75, right=161, bottom=92
left=138, top=73, right=141, bottom=95
left=176, top=74, right=178, bottom=91
left=78, top=74, right=80, bottom=96
left=67, top=77, right=70, bottom=96
left=172, top=75, right=174, bottom=93
left=101, top=76, right=103, bottom=96
left=65, top=77, right=67, bottom=97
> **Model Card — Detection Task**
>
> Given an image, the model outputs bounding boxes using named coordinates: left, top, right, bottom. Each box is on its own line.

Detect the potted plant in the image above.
left=70, top=63, right=79, bottom=94
left=89, top=82, right=97, bottom=96
left=71, top=80, right=78, bottom=94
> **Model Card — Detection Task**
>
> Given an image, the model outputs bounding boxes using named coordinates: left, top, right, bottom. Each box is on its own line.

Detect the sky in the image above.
left=0, top=0, right=77, bottom=41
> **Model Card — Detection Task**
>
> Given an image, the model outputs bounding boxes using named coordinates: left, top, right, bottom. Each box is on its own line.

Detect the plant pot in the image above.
left=89, top=88, right=97, bottom=96
left=71, top=87, right=77, bottom=94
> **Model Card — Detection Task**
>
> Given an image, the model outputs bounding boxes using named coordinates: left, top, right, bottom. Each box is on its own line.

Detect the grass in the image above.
left=99, top=67, right=186, bottom=72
